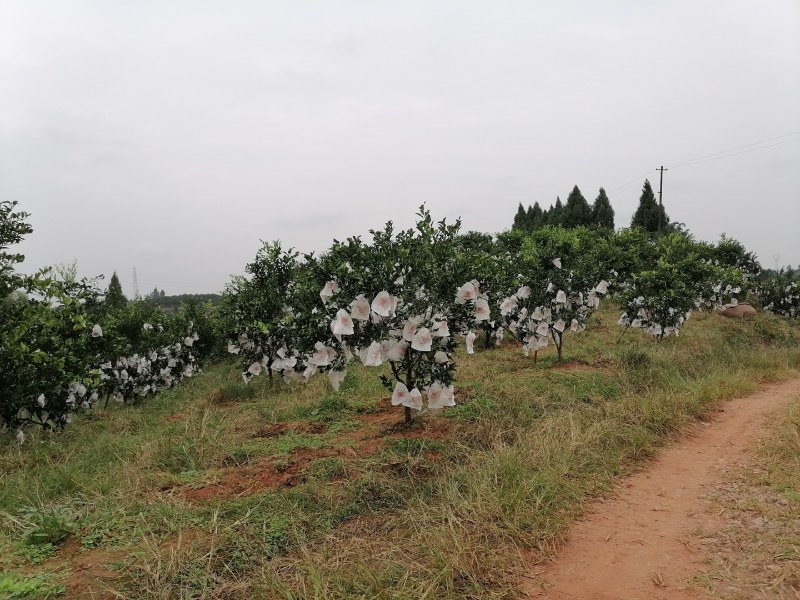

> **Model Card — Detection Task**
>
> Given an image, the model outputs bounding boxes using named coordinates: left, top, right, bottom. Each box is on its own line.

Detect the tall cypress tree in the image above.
left=524, top=205, right=535, bottom=230
left=513, top=203, right=527, bottom=230
left=530, top=202, right=544, bottom=230
left=541, top=206, right=551, bottom=226
left=631, top=180, right=668, bottom=233
left=562, top=185, right=592, bottom=228
left=107, top=271, right=128, bottom=309
left=550, top=197, right=564, bottom=226
left=592, top=187, right=615, bottom=229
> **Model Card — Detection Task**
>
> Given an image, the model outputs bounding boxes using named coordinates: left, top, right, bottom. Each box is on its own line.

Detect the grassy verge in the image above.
left=696, top=394, right=800, bottom=599
left=1, top=306, right=799, bottom=599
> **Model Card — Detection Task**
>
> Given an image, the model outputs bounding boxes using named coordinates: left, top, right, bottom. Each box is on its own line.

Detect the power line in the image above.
left=608, top=169, right=657, bottom=194
left=668, top=130, right=800, bottom=169
left=669, top=136, right=800, bottom=170
left=606, top=128, right=800, bottom=197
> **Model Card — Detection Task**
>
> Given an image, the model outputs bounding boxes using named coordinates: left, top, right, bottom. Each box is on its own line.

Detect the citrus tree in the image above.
left=223, top=242, right=303, bottom=385
left=756, top=268, right=799, bottom=319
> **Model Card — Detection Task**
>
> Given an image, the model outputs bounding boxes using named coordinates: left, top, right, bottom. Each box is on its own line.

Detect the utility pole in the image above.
left=133, top=267, right=139, bottom=299
left=657, top=165, right=668, bottom=235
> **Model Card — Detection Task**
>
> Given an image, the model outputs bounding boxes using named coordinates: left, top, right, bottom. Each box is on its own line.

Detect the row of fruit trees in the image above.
left=1, top=202, right=213, bottom=438
left=2, top=201, right=797, bottom=436
left=222, top=208, right=780, bottom=424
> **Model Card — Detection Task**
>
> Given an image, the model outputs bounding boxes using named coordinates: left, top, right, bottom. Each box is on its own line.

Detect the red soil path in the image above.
left=522, top=378, right=800, bottom=600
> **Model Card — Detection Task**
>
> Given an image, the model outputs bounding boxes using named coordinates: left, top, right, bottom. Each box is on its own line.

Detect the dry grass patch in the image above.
left=697, top=395, right=800, bottom=599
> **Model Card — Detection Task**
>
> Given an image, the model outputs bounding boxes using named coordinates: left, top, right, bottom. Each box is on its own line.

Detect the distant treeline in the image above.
left=513, top=185, right=615, bottom=232
left=513, top=180, right=670, bottom=234
left=758, top=268, right=799, bottom=282
left=145, top=289, right=222, bottom=309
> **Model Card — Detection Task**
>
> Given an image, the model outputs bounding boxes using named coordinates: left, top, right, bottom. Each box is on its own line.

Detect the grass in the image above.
left=0, top=305, right=799, bottom=599
left=697, top=393, right=800, bottom=599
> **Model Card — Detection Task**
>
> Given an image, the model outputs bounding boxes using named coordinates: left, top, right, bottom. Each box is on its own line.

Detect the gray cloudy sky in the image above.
left=1, top=0, right=799, bottom=295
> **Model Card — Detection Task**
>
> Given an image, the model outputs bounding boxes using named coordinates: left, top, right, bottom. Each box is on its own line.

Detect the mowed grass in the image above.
left=1, top=305, right=799, bottom=599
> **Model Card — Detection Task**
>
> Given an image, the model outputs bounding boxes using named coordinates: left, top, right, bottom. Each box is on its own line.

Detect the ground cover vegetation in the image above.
left=696, top=394, right=800, bottom=599
left=1, top=198, right=799, bottom=598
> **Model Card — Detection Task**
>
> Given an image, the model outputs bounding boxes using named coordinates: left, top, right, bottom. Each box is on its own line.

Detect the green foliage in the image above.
left=562, top=185, right=592, bottom=228
left=513, top=186, right=616, bottom=233
left=713, top=234, right=761, bottom=280
left=106, top=271, right=127, bottom=309
left=512, top=203, right=527, bottom=231
left=19, top=505, right=77, bottom=546
left=591, top=187, right=615, bottom=229
left=307, top=207, right=464, bottom=415
left=223, top=241, right=302, bottom=384
left=617, top=240, right=712, bottom=340
left=528, top=202, right=544, bottom=230
left=756, top=268, right=799, bottom=319
left=630, top=179, right=668, bottom=233
left=1, top=202, right=206, bottom=433
left=146, top=292, right=222, bottom=310
left=0, top=200, right=33, bottom=297
left=1, top=273, right=109, bottom=429
left=211, top=380, right=258, bottom=404
left=4, top=194, right=791, bottom=443
left=0, top=573, right=64, bottom=598
left=550, top=197, right=565, bottom=226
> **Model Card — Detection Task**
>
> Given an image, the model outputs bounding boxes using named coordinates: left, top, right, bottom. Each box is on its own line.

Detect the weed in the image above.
left=209, top=381, right=257, bottom=404
left=446, top=394, right=496, bottom=422
left=618, top=347, right=652, bottom=370
left=308, top=457, right=348, bottom=481
left=0, top=573, right=64, bottom=598
left=387, top=438, right=443, bottom=456
left=19, top=505, right=76, bottom=546
left=293, top=394, right=351, bottom=422
left=21, top=543, right=56, bottom=565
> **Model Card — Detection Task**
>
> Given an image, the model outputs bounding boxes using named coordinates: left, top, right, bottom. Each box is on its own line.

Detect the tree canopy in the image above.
left=511, top=185, right=617, bottom=232
left=592, top=188, right=615, bottom=229
left=630, top=180, right=668, bottom=233
left=106, top=272, right=128, bottom=309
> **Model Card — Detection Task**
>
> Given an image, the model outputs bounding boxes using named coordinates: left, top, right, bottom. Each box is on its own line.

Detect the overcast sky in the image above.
left=1, top=1, right=798, bottom=295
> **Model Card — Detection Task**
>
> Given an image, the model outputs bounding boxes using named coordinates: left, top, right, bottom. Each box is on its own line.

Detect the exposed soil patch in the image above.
left=163, top=411, right=185, bottom=424
left=548, top=361, right=615, bottom=375
left=342, top=398, right=456, bottom=457
left=171, top=396, right=459, bottom=503
left=179, top=446, right=341, bottom=502
left=521, top=378, right=800, bottom=600
left=250, top=421, right=327, bottom=438
left=43, top=537, right=125, bottom=600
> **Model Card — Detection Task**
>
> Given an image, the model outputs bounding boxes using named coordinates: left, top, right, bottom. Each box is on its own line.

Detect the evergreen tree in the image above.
left=591, top=187, right=615, bottom=229
left=106, top=271, right=127, bottom=309
left=562, top=185, right=592, bottom=228
left=530, top=202, right=544, bottom=230
left=550, top=197, right=564, bottom=226
left=541, top=206, right=551, bottom=226
left=525, top=205, right=535, bottom=230
left=513, top=203, right=527, bottom=231
left=631, top=180, right=668, bottom=233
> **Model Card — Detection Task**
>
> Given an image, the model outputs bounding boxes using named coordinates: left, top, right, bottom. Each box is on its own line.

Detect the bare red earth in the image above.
left=173, top=397, right=458, bottom=503
left=522, top=378, right=800, bottom=600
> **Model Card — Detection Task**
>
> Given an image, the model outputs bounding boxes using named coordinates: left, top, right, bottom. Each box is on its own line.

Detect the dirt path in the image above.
left=522, top=378, right=800, bottom=600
